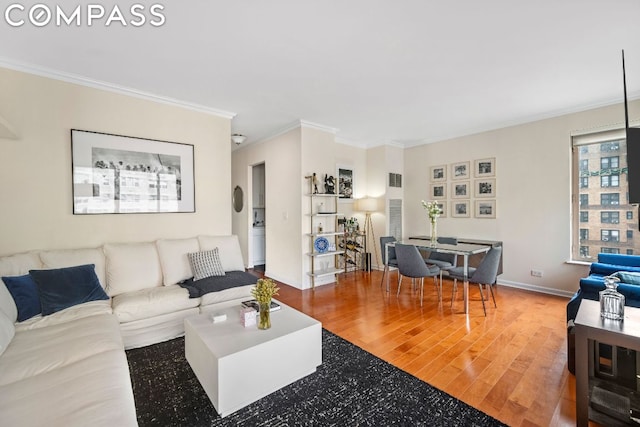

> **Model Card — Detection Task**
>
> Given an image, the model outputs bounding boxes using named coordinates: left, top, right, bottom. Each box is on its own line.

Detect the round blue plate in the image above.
left=314, top=237, right=329, bottom=253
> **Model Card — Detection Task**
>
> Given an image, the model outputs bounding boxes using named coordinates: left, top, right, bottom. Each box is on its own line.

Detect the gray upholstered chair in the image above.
left=425, top=237, right=458, bottom=282
left=448, top=246, right=502, bottom=316
left=380, top=236, right=399, bottom=289
left=395, top=243, right=441, bottom=306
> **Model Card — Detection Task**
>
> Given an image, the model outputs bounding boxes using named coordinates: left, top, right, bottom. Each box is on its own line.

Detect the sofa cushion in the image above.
left=39, top=247, right=107, bottom=289
left=29, top=264, right=109, bottom=316
left=617, top=271, right=640, bottom=285
left=156, top=237, right=200, bottom=286
left=188, top=248, right=225, bottom=281
left=200, top=283, right=255, bottom=307
left=15, top=300, right=112, bottom=332
left=0, top=309, right=14, bottom=357
left=197, top=235, right=245, bottom=271
left=0, top=349, right=137, bottom=426
left=104, top=242, right=163, bottom=296
left=0, top=252, right=42, bottom=322
left=0, top=313, right=123, bottom=386
left=111, top=284, right=199, bottom=323
left=1, top=274, right=41, bottom=322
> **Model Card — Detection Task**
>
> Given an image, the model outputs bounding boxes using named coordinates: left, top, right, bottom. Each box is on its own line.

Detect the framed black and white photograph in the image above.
left=338, top=167, right=353, bottom=199
left=475, top=200, right=496, bottom=218
left=451, top=161, right=470, bottom=180
left=71, top=129, right=195, bottom=214
left=430, top=183, right=446, bottom=199
left=451, top=181, right=469, bottom=199
left=436, top=202, right=447, bottom=218
left=474, top=178, right=496, bottom=198
left=475, top=157, right=496, bottom=177
left=451, top=200, right=470, bottom=218
left=429, top=165, right=446, bottom=182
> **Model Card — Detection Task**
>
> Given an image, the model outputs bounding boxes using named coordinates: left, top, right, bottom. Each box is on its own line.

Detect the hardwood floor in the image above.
left=256, top=269, right=582, bottom=427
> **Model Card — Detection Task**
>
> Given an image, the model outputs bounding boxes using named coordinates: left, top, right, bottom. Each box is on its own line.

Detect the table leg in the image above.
left=575, top=326, right=589, bottom=426
left=463, top=255, right=469, bottom=314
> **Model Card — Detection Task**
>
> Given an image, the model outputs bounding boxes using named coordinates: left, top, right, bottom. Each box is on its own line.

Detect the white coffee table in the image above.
left=184, top=299, right=322, bottom=417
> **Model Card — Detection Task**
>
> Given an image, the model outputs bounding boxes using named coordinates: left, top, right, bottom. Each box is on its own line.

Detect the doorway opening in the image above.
left=252, top=163, right=266, bottom=271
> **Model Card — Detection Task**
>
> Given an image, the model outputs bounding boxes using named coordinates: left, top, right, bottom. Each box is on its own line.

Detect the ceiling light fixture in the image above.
left=231, top=133, right=247, bottom=145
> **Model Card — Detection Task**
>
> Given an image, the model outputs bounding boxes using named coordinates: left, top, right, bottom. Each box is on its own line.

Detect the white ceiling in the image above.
left=1, top=0, right=640, bottom=148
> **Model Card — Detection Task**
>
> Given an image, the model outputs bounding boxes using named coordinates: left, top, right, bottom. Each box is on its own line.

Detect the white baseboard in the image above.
left=497, top=279, right=574, bottom=298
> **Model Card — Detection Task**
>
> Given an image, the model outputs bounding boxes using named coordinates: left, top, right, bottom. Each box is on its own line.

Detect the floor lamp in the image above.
left=356, top=197, right=379, bottom=272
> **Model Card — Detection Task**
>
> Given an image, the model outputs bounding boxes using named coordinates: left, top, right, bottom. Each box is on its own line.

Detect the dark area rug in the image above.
left=126, top=329, right=506, bottom=426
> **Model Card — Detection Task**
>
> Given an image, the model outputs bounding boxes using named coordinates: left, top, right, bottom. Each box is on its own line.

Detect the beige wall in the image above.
left=404, top=100, right=640, bottom=296
left=0, top=67, right=232, bottom=256
left=232, top=128, right=303, bottom=286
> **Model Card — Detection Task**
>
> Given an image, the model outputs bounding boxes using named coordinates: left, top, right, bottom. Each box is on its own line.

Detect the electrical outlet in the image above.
left=531, top=269, right=543, bottom=278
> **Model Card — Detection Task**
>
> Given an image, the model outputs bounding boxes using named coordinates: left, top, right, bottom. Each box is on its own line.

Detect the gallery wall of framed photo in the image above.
left=428, top=157, right=496, bottom=219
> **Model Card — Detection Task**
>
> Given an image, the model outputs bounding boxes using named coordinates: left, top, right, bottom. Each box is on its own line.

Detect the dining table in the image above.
left=384, top=238, right=491, bottom=314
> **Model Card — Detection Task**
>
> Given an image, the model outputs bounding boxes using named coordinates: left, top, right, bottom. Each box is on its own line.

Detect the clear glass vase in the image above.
left=600, top=275, right=624, bottom=320
left=430, top=220, right=437, bottom=247
left=258, top=301, right=271, bottom=329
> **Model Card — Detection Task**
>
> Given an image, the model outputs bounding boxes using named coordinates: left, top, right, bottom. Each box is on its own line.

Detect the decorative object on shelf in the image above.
left=314, top=237, right=329, bottom=253
left=346, top=217, right=358, bottom=233
left=324, top=174, right=336, bottom=194
left=313, top=173, right=320, bottom=194
left=600, top=275, right=624, bottom=320
left=421, top=200, right=441, bottom=247
left=338, top=167, right=353, bottom=199
left=250, top=278, right=280, bottom=330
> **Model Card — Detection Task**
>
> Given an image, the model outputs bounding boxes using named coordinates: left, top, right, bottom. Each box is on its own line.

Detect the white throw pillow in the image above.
left=0, top=309, right=15, bottom=357
left=188, top=248, right=225, bottom=281
left=197, top=235, right=246, bottom=271
left=39, top=247, right=107, bottom=289
left=104, top=242, right=163, bottom=296
left=156, top=238, right=200, bottom=286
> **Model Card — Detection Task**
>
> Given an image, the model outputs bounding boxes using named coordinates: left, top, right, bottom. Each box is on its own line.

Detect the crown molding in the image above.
left=299, top=120, right=338, bottom=134
left=0, top=57, right=236, bottom=119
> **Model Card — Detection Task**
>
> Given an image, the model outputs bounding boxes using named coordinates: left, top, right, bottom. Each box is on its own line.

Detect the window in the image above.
left=601, top=141, right=621, bottom=152
left=601, top=230, right=620, bottom=242
left=572, top=130, right=636, bottom=262
left=601, top=212, right=620, bottom=223
left=628, top=249, right=634, bottom=255
left=601, top=193, right=620, bottom=205
left=601, top=247, right=620, bottom=254
left=580, top=177, right=588, bottom=188
left=601, top=174, right=620, bottom=188
left=628, top=230, right=634, bottom=239
left=601, top=156, right=620, bottom=169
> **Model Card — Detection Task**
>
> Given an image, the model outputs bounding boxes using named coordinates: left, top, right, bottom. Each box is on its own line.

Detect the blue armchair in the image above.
left=567, top=253, right=640, bottom=373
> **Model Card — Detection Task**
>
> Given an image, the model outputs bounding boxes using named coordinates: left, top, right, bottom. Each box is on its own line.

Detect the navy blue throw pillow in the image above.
left=2, top=274, right=42, bottom=322
left=29, top=264, right=109, bottom=316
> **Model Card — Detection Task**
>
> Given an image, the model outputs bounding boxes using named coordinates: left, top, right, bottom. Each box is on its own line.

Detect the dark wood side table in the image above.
left=575, top=299, right=640, bottom=426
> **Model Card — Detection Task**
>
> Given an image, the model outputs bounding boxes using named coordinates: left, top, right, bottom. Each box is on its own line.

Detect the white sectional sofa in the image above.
left=0, top=235, right=256, bottom=426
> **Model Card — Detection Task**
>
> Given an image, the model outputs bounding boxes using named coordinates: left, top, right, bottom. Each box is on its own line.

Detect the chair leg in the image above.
left=380, top=265, right=388, bottom=288
left=397, top=275, right=403, bottom=296
left=488, top=283, right=497, bottom=308
left=420, top=277, right=424, bottom=306
left=478, top=284, right=487, bottom=316
left=451, top=278, right=458, bottom=308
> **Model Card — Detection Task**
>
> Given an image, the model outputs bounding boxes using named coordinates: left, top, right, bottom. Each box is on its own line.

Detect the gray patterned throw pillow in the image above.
left=188, top=248, right=225, bottom=281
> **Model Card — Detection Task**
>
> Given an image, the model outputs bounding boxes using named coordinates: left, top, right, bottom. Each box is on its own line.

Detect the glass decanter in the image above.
left=600, top=275, right=624, bottom=320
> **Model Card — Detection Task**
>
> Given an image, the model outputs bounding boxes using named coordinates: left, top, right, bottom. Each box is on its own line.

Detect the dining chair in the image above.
left=395, top=243, right=441, bottom=306
left=425, top=237, right=458, bottom=283
left=448, top=246, right=502, bottom=316
left=379, top=236, right=399, bottom=288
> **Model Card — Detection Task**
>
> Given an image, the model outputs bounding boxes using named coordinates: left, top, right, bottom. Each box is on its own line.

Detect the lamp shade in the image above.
left=356, top=197, right=378, bottom=212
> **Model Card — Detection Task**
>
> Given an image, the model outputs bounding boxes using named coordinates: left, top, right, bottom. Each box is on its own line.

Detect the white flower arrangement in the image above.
left=421, top=200, right=441, bottom=223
